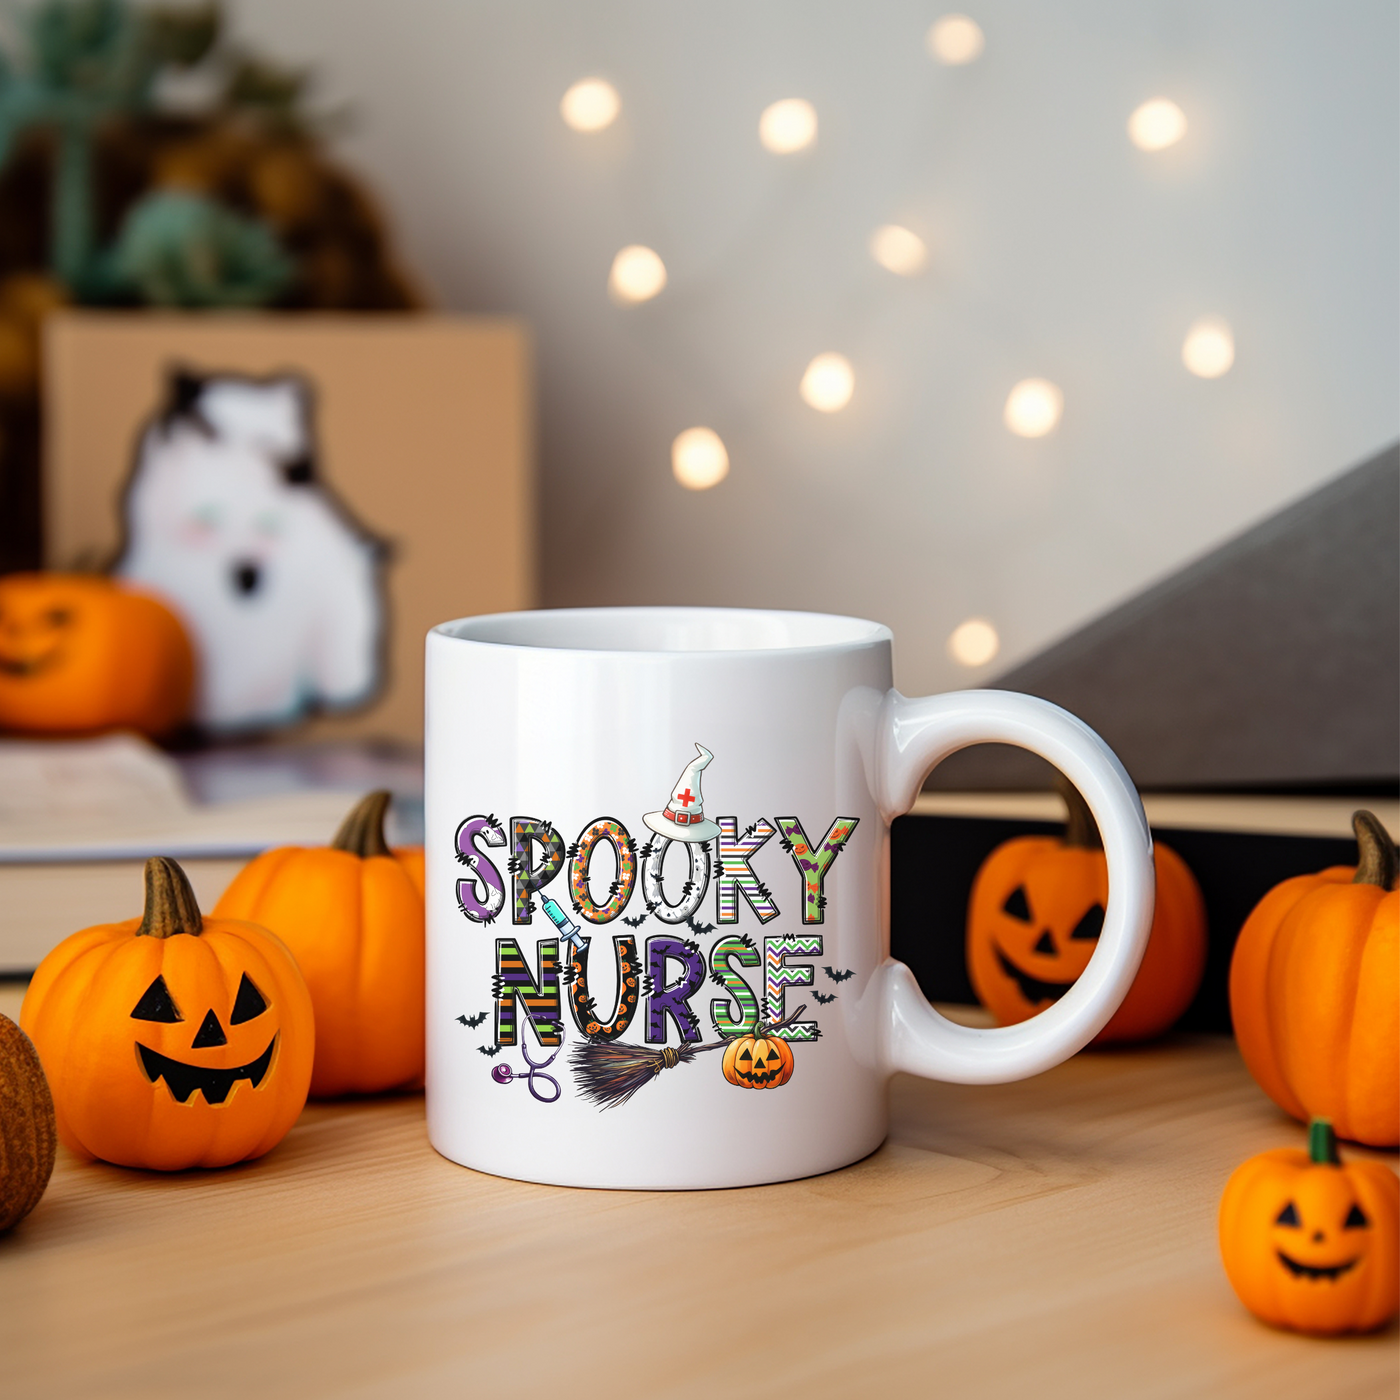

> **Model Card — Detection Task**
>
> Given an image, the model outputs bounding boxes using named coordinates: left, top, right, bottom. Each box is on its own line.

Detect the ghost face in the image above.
left=116, top=379, right=383, bottom=732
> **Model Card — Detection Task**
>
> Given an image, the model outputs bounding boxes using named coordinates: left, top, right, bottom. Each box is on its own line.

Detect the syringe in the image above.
left=541, top=896, right=589, bottom=955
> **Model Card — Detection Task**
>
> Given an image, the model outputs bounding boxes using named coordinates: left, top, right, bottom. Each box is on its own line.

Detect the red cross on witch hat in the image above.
left=644, top=743, right=721, bottom=843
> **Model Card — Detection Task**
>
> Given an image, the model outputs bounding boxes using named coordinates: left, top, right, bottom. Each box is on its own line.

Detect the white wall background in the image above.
left=232, top=0, right=1398, bottom=697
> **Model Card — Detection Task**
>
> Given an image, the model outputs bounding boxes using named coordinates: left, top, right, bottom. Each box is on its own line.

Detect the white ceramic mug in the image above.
left=425, top=607, right=1154, bottom=1190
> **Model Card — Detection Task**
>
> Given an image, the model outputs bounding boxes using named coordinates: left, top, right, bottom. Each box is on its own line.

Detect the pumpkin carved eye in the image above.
left=1275, top=1201, right=1300, bottom=1227
left=1002, top=886, right=1032, bottom=921
left=230, top=973, right=268, bottom=1024
left=130, top=975, right=182, bottom=1023
left=1344, top=1204, right=1369, bottom=1229
left=1070, top=904, right=1105, bottom=941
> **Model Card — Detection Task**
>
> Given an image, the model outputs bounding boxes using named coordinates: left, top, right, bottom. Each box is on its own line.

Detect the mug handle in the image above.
left=873, top=688, right=1155, bottom=1084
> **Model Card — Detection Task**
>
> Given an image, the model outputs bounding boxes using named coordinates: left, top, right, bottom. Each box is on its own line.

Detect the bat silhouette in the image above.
left=685, top=914, right=716, bottom=937
left=622, top=913, right=648, bottom=927
left=824, top=966, right=855, bottom=983
left=811, top=988, right=836, bottom=1004
left=457, top=1011, right=488, bottom=1028
left=478, top=1044, right=502, bottom=1058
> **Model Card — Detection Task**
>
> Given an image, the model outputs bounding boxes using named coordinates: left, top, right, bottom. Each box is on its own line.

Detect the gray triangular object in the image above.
left=930, top=442, right=1400, bottom=791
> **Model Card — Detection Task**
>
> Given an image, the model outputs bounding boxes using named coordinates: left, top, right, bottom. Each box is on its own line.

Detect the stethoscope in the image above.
left=490, top=1040, right=561, bottom=1103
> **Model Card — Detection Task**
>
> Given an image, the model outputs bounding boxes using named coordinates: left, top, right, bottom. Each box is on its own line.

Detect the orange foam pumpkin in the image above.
left=966, top=779, right=1207, bottom=1043
left=0, top=572, right=194, bottom=737
left=21, top=857, right=313, bottom=1170
left=722, top=1028, right=796, bottom=1089
left=214, top=790, right=425, bottom=1098
left=1219, top=1119, right=1399, bottom=1335
left=1229, top=810, right=1398, bottom=1147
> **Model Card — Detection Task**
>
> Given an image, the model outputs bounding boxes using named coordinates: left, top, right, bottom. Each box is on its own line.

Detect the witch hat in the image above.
left=644, top=743, right=721, bottom=843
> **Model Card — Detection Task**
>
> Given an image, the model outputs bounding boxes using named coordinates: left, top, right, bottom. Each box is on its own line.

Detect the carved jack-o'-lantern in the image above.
left=21, top=857, right=314, bottom=1170
left=0, top=573, right=194, bottom=737
left=966, top=779, right=1207, bottom=1044
left=1219, top=1120, right=1399, bottom=1334
left=722, top=1029, right=796, bottom=1089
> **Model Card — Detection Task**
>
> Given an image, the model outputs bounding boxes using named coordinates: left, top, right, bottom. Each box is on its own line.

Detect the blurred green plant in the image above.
left=102, top=188, right=293, bottom=306
left=0, top=0, right=309, bottom=304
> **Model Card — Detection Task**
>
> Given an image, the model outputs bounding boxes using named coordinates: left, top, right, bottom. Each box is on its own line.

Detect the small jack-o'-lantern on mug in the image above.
left=0, top=572, right=194, bottom=737
left=966, top=777, right=1207, bottom=1043
left=1219, top=1120, right=1399, bottom=1335
left=21, top=857, right=314, bottom=1170
left=722, top=1027, right=796, bottom=1089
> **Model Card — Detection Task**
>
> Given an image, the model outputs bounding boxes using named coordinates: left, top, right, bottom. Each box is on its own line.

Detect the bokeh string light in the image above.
left=870, top=224, right=928, bottom=276
left=926, top=14, right=985, bottom=66
left=948, top=618, right=1000, bottom=667
left=672, top=427, right=729, bottom=490
left=1128, top=98, right=1187, bottom=151
left=1003, top=379, right=1063, bottom=437
left=586, top=41, right=1229, bottom=517
left=560, top=78, right=621, bottom=132
left=608, top=245, right=667, bottom=303
left=800, top=353, right=855, bottom=412
left=759, top=98, right=818, bottom=154
left=1182, top=318, right=1235, bottom=378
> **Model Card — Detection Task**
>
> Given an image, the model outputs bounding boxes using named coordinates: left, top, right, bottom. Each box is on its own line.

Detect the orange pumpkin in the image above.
left=722, top=1027, right=796, bottom=1089
left=21, top=857, right=313, bottom=1170
left=0, top=572, right=194, bottom=737
left=213, top=790, right=425, bottom=1098
left=1229, top=810, right=1398, bottom=1147
left=1219, top=1119, right=1399, bottom=1335
left=966, top=779, right=1207, bottom=1043
left=0, top=1011, right=56, bottom=1230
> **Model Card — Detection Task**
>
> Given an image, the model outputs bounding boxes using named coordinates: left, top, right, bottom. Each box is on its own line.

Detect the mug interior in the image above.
left=434, top=606, right=890, bottom=655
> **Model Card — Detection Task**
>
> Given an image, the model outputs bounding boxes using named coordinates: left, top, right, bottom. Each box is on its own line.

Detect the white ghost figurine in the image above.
left=116, top=370, right=385, bottom=733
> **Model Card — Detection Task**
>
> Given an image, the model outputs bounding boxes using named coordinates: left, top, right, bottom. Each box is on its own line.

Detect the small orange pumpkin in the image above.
left=722, top=1027, right=796, bottom=1089
left=0, top=572, right=195, bottom=737
left=1229, top=810, right=1398, bottom=1147
left=21, top=857, right=313, bottom=1170
left=213, top=791, right=425, bottom=1098
left=0, top=1011, right=56, bottom=1230
left=966, top=779, right=1207, bottom=1043
left=1219, top=1119, right=1399, bottom=1335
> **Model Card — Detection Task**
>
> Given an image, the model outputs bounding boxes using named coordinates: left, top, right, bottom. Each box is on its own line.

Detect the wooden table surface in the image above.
left=1, top=985, right=1394, bottom=1400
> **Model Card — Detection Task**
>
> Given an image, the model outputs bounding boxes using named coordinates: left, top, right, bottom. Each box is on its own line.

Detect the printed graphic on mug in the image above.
left=450, top=742, right=859, bottom=1111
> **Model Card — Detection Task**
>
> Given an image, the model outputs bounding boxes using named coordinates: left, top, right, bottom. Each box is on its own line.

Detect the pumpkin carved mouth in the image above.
left=137, top=1035, right=277, bottom=1104
left=1276, top=1250, right=1360, bottom=1282
left=0, top=649, right=63, bottom=677
left=994, top=945, right=1074, bottom=1005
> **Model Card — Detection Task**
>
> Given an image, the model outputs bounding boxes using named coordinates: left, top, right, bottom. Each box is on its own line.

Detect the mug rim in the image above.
left=430, top=605, right=892, bottom=658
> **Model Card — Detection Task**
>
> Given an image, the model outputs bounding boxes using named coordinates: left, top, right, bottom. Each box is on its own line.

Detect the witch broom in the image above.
left=570, top=1006, right=809, bottom=1109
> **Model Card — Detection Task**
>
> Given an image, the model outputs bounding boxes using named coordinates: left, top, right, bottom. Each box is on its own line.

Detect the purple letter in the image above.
left=644, top=935, right=706, bottom=1043
left=455, top=815, right=506, bottom=923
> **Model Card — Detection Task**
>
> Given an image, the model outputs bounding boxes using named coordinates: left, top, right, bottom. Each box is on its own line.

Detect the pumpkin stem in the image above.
left=1308, top=1118, right=1341, bottom=1167
left=332, top=790, right=393, bottom=858
left=1351, top=810, right=1398, bottom=891
left=136, top=857, right=203, bottom=939
left=1055, top=773, right=1102, bottom=850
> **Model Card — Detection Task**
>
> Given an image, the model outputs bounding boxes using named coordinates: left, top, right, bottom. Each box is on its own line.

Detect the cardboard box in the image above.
left=43, top=312, right=535, bottom=742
